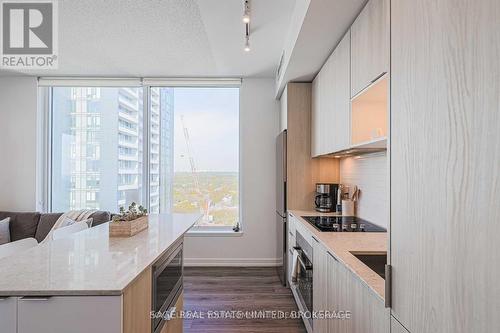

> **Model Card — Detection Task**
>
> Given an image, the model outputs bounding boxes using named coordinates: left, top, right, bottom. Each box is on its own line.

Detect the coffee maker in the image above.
left=314, top=183, right=339, bottom=212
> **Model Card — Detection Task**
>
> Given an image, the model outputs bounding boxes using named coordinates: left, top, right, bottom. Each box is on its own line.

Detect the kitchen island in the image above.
left=0, top=213, right=201, bottom=333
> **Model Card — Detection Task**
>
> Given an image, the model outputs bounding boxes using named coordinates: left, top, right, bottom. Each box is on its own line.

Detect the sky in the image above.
left=172, top=87, right=239, bottom=173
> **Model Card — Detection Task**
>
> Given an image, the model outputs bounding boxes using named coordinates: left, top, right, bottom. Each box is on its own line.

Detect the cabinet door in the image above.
left=18, top=296, right=121, bottom=333
left=311, top=74, right=322, bottom=157
left=391, top=0, right=500, bottom=332
left=330, top=31, right=351, bottom=152
left=280, top=87, right=288, bottom=131
left=351, top=0, right=389, bottom=96
left=327, top=253, right=389, bottom=333
left=391, top=316, right=410, bottom=333
left=326, top=253, right=343, bottom=333
left=312, top=237, right=328, bottom=333
left=0, top=297, right=17, bottom=333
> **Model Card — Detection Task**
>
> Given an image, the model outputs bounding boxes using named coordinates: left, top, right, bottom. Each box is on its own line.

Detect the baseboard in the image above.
left=184, top=257, right=282, bottom=267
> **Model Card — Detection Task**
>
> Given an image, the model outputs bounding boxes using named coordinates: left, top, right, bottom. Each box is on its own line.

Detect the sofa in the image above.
left=0, top=211, right=111, bottom=243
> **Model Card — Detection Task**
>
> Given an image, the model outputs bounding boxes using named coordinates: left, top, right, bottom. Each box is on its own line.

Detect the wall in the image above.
left=184, top=78, right=280, bottom=266
left=0, top=76, right=38, bottom=211
left=340, top=152, right=387, bottom=229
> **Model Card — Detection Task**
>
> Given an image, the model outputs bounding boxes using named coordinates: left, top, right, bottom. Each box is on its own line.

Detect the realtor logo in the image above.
left=1, top=0, right=58, bottom=69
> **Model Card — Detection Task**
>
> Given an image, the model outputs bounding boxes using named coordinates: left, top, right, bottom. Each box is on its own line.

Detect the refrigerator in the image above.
left=276, top=130, right=287, bottom=286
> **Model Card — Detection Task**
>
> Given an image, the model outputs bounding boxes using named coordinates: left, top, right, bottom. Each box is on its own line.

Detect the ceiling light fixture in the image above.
left=244, top=36, right=250, bottom=52
left=243, top=4, right=251, bottom=53
left=242, top=0, right=250, bottom=23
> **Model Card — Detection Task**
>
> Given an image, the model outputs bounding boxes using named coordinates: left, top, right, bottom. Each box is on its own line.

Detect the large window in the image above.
left=51, top=87, right=144, bottom=213
left=46, top=82, right=240, bottom=230
left=153, top=87, right=239, bottom=227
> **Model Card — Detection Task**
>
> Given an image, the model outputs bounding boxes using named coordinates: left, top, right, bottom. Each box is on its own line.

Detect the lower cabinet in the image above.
left=0, top=296, right=17, bottom=333
left=312, top=237, right=329, bottom=333
left=313, top=244, right=390, bottom=333
left=17, top=296, right=122, bottom=333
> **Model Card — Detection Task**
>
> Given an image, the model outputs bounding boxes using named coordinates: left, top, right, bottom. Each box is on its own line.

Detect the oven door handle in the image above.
left=297, top=255, right=313, bottom=271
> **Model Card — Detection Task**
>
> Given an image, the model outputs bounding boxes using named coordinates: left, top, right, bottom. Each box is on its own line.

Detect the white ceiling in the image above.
left=0, top=0, right=295, bottom=78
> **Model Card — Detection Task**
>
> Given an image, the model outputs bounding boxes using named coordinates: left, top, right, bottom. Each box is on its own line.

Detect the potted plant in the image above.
left=109, top=202, right=149, bottom=237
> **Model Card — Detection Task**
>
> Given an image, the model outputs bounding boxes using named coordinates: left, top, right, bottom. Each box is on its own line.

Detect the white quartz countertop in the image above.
left=0, top=213, right=201, bottom=296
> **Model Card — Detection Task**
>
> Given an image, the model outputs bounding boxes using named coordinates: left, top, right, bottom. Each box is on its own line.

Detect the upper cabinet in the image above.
left=350, top=75, right=388, bottom=148
left=311, top=31, right=351, bottom=157
left=350, top=0, right=389, bottom=97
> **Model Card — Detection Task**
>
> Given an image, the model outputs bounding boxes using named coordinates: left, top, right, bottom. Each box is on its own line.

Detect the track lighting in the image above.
left=244, top=37, right=250, bottom=52
left=243, top=0, right=250, bottom=23
left=243, top=4, right=251, bottom=53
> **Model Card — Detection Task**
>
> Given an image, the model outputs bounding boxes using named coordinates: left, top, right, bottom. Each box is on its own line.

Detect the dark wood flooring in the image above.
left=183, top=267, right=307, bottom=333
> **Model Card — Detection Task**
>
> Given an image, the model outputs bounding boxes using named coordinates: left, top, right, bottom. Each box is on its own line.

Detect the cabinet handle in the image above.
left=20, top=296, right=52, bottom=301
left=385, top=264, right=392, bottom=308
left=312, top=236, right=319, bottom=242
left=0, top=296, right=9, bottom=300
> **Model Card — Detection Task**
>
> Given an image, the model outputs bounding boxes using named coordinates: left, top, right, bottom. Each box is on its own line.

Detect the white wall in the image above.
left=0, top=76, right=38, bottom=211
left=340, top=153, right=388, bottom=229
left=184, top=78, right=280, bottom=266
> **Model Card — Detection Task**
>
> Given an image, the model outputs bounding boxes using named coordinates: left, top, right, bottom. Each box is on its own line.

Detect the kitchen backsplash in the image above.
left=340, top=152, right=388, bottom=229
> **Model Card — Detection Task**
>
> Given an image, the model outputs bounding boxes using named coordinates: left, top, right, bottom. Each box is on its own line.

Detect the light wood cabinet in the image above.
left=0, top=297, right=17, bottom=333
left=312, top=237, right=328, bottom=333
left=391, top=316, right=410, bottom=333
left=316, top=247, right=389, bottom=333
left=311, top=73, right=322, bottom=157
left=123, top=267, right=152, bottom=333
left=391, top=0, right=500, bottom=332
left=350, top=0, right=389, bottom=97
left=311, top=31, right=351, bottom=157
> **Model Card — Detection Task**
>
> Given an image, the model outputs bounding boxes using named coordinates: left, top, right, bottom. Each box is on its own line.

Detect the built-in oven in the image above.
left=293, top=231, right=313, bottom=328
left=152, top=241, right=183, bottom=333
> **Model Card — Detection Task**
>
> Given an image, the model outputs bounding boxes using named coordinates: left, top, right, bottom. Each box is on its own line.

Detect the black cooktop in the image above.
left=301, top=216, right=386, bottom=232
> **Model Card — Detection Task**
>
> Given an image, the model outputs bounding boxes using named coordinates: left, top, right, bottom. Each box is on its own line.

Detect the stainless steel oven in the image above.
left=294, top=231, right=313, bottom=327
left=152, top=241, right=183, bottom=333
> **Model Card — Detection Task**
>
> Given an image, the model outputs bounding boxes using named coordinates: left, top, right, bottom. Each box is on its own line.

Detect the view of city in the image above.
left=173, top=172, right=239, bottom=227
left=50, top=86, right=239, bottom=228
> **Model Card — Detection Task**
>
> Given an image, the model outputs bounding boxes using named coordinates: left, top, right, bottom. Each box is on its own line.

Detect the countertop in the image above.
left=289, top=210, right=387, bottom=300
left=0, top=213, right=201, bottom=296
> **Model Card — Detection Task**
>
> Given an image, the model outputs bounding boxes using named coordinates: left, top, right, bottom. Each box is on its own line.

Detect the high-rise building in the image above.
left=51, top=87, right=174, bottom=213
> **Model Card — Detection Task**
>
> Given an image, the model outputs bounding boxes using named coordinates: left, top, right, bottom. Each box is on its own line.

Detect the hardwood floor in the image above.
left=183, top=267, right=307, bottom=333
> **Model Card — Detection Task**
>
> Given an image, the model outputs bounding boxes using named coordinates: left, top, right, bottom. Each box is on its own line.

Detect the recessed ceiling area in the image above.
left=0, top=0, right=295, bottom=78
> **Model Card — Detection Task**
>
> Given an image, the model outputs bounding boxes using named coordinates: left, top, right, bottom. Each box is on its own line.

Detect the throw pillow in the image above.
left=60, top=217, right=94, bottom=229
left=0, top=218, right=11, bottom=245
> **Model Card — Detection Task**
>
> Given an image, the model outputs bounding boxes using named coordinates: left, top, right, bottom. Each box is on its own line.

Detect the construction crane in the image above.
left=180, top=115, right=211, bottom=222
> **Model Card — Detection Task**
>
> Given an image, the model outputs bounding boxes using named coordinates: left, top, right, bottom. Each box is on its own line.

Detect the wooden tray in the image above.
left=109, top=216, right=148, bottom=237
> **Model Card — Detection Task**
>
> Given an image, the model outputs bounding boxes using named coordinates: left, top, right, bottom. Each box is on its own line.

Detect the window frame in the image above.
left=38, top=78, right=242, bottom=234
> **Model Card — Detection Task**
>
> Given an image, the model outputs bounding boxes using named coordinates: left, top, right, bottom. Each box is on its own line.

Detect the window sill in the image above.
left=186, top=230, right=244, bottom=237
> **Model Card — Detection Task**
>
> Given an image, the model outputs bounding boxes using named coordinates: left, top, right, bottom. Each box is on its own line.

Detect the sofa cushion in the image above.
left=35, top=213, right=62, bottom=243
left=35, top=211, right=110, bottom=242
left=88, top=211, right=111, bottom=227
left=0, top=212, right=41, bottom=242
left=0, top=218, right=10, bottom=245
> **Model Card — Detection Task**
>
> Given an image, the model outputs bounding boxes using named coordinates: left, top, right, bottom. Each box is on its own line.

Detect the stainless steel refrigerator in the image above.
left=276, top=130, right=287, bottom=286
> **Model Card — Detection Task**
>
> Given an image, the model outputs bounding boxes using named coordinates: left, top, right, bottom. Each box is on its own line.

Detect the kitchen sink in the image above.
left=351, top=252, right=387, bottom=279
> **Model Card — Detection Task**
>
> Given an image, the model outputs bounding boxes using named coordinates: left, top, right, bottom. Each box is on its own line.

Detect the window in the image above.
left=44, top=80, right=240, bottom=232
left=149, top=87, right=239, bottom=228
left=51, top=87, right=144, bottom=213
